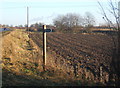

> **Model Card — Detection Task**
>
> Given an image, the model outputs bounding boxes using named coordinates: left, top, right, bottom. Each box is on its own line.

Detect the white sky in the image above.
left=1, top=0, right=120, bottom=2
left=0, top=0, right=120, bottom=26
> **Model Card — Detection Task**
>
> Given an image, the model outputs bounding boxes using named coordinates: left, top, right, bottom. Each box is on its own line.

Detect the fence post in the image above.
left=100, top=66, right=103, bottom=83
left=43, top=25, right=47, bottom=71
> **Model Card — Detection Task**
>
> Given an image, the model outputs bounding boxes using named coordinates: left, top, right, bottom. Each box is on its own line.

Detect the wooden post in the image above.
left=100, top=66, right=103, bottom=83
left=43, top=25, right=47, bottom=71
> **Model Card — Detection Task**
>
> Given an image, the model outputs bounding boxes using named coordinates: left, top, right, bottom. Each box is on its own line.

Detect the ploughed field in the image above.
left=29, top=32, right=115, bottom=83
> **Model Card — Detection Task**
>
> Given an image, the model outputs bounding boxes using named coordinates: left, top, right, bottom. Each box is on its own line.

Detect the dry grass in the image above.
left=92, top=28, right=113, bottom=31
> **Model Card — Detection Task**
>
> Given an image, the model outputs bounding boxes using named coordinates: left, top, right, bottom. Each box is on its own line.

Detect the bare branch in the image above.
left=98, top=0, right=119, bottom=29
left=109, top=0, right=119, bottom=29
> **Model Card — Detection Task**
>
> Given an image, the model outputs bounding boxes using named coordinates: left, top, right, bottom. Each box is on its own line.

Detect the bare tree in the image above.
left=53, top=13, right=83, bottom=32
left=98, top=0, right=120, bottom=86
left=53, top=15, right=66, bottom=31
left=66, top=13, right=83, bottom=28
left=83, top=12, right=96, bottom=27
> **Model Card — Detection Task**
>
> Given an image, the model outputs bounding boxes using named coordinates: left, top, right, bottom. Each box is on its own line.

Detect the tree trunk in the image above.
left=108, top=30, right=120, bottom=86
left=117, top=30, right=120, bottom=86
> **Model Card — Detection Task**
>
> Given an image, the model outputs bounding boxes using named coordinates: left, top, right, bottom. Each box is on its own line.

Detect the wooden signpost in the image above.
left=43, top=25, right=47, bottom=71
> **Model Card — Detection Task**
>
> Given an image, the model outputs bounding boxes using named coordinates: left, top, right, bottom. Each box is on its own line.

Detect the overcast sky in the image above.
left=0, top=0, right=119, bottom=26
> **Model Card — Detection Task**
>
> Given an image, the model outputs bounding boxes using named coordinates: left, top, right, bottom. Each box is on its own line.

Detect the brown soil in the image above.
left=29, top=32, right=117, bottom=85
